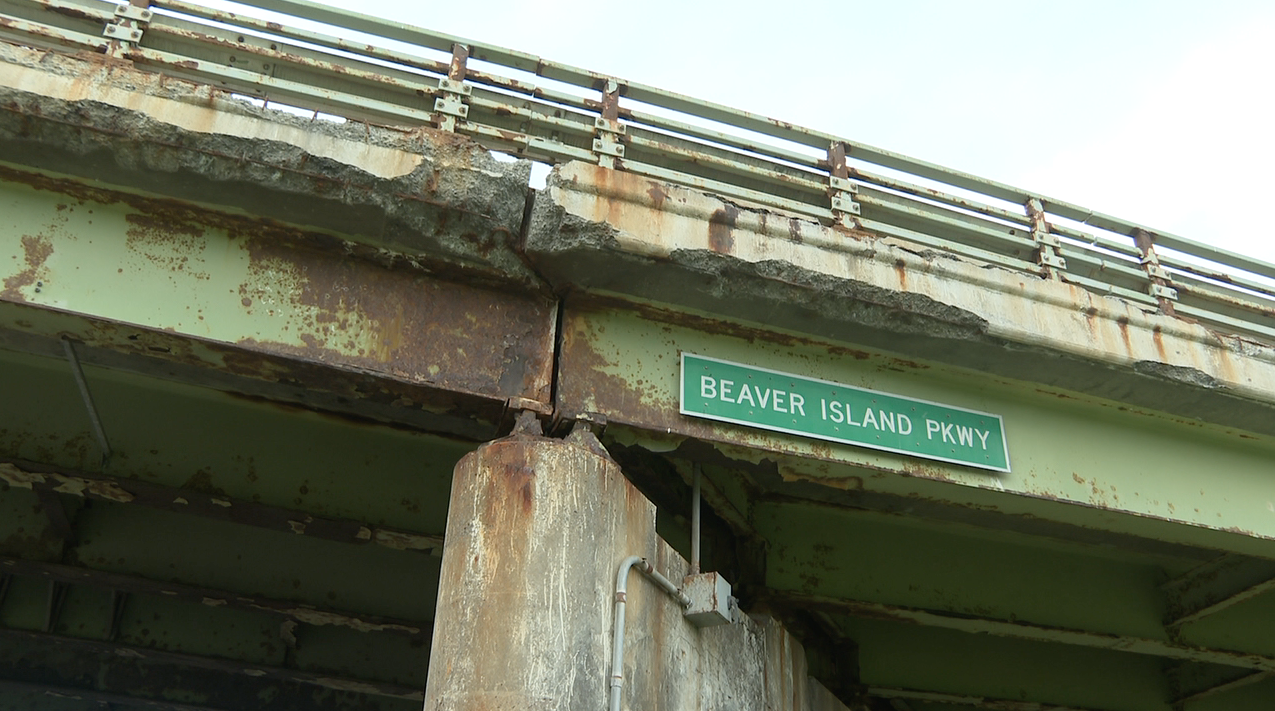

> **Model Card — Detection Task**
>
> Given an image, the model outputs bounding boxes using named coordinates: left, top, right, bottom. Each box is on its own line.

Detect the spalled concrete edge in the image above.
left=526, top=161, right=1275, bottom=435
left=0, top=43, right=539, bottom=287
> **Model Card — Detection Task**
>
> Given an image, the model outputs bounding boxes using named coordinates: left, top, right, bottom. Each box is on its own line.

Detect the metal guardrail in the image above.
left=2, top=0, right=1274, bottom=344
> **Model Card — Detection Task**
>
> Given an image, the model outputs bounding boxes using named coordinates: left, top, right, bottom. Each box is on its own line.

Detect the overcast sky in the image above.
left=237, top=0, right=1275, bottom=264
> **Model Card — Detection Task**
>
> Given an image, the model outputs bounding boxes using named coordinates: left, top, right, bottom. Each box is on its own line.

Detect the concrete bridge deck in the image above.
left=2, top=1, right=1275, bottom=709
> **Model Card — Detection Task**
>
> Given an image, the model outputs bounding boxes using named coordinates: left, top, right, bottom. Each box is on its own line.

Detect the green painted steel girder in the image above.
left=560, top=301, right=1275, bottom=559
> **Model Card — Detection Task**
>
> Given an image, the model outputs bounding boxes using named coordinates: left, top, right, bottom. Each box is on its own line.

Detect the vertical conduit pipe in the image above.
left=610, top=555, right=690, bottom=711
left=690, top=465, right=701, bottom=575
left=62, top=338, right=111, bottom=467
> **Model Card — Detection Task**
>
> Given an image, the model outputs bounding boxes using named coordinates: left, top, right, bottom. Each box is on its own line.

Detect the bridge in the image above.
left=2, top=1, right=1275, bottom=709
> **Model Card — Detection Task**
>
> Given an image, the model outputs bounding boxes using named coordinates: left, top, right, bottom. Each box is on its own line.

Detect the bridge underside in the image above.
left=2, top=35, right=1275, bottom=711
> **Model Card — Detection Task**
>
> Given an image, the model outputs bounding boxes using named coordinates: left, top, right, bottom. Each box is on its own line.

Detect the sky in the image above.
left=224, top=0, right=1275, bottom=265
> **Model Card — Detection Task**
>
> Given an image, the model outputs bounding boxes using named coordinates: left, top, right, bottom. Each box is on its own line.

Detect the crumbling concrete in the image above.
left=526, top=161, right=1275, bottom=437
left=0, top=43, right=538, bottom=288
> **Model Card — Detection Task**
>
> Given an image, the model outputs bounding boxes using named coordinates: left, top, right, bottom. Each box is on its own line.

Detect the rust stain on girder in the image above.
left=232, top=223, right=552, bottom=400
left=124, top=213, right=212, bottom=280
left=1, top=234, right=53, bottom=300
left=708, top=205, right=738, bottom=254
left=557, top=295, right=921, bottom=436
left=0, top=162, right=553, bottom=404
left=0, top=301, right=508, bottom=438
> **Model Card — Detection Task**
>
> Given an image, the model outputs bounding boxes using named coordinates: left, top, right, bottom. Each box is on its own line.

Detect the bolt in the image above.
left=36, top=281, right=42, bottom=287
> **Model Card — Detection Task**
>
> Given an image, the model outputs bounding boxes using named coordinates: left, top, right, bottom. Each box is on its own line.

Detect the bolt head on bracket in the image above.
left=433, top=96, right=469, bottom=118
left=1038, top=252, right=1067, bottom=270
left=103, top=24, right=143, bottom=42
left=831, top=193, right=861, bottom=215
left=113, top=4, right=152, bottom=21
left=594, top=117, right=626, bottom=134
left=829, top=176, right=858, bottom=193
left=592, top=138, right=625, bottom=157
left=437, top=77, right=472, bottom=96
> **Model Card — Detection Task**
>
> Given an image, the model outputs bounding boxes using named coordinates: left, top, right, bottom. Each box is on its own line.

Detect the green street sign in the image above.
left=680, top=353, right=1009, bottom=472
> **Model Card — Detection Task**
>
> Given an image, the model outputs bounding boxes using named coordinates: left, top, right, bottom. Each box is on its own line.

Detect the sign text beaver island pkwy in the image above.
left=680, top=353, right=1010, bottom=472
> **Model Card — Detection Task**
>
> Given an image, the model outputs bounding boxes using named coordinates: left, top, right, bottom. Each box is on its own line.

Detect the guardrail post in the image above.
left=102, top=0, right=152, bottom=58
left=827, top=142, right=860, bottom=230
left=592, top=79, right=626, bottom=169
left=1132, top=229, right=1178, bottom=314
left=1025, top=198, right=1066, bottom=277
left=433, top=44, right=471, bottom=132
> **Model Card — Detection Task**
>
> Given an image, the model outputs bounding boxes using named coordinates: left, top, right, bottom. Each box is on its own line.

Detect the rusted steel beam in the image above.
left=869, top=686, right=1101, bottom=711
left=755, top=491, right=1211, bottom=565
left=32, top=488, right=73, bottom=542
left=553, top=298, right=1275, bottom=559
left=1132, top=228, right=1178, bottom=315
left=42, top=579, right=66, bottom=633
left=0, top=305, right=506, bottom=441
left=0, top=459, right=444, bottom=553
left=760, top=590, right=1275, bottom=672
left=0, top=555, right=431, bottom=638
left=1173, top=672, right=1274, bottom=708
left=1166, top=660, right=1275, bottom=707
left=1162, top=554, right=1275, bottom=629
left=8, top=0, right=1275, bottom=351
left=0, top=80, right=557, bottom=414
left=0, top=627, right=424, bottom=701
left=0, top=678, right=226, bottom=711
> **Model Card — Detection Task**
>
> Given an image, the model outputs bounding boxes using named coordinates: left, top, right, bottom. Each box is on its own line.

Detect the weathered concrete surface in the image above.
left=424, top=426, right=652, bottom=711
left=425, top=425, right=853, bottom=710
left=527, top=162, right=1275, bottom=437
left=0, top=42, right=537, bottom=287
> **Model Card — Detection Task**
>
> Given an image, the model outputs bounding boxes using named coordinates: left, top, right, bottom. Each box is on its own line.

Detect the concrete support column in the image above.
left=423, top=417, right=656, bottom=711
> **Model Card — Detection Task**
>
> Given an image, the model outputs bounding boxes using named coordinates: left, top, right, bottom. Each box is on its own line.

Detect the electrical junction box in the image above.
left=682, top=572, right=734, bottom=627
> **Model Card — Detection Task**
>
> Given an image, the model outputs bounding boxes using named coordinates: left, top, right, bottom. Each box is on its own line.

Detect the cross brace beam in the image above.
left=762, top=590, right=1275, bottom=672
left=0, top=678, right=225, bottom=711
left=0, top=555, right=431, bottom=638
left=0, top=458, right=443, bottom=553
left=1163, top=554, right=1275, bottom=629
left=869, top=686, right=1103, bottom=711
left=0, top=627, right=423, bottom=702
left=1167, top=662, right=1275, bottom=708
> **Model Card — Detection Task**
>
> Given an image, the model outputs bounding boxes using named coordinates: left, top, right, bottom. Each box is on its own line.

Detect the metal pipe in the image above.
left=610, top=555, right=689, bottom=711
left=690, top=465, right=701, bottom=576
left=62, top=338, right=111, bottom=467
